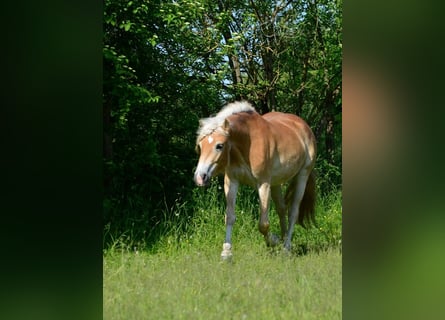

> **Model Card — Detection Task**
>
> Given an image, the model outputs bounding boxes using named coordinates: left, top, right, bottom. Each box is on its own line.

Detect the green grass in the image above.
left=104, top=248, right=341, bottom=319
left=103, top=182, right=342, bottom=319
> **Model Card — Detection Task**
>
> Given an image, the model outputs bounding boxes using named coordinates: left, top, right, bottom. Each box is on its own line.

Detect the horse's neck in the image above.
left=225, top=113, right=263, bottom=183
left=226, top=142, right=257, bottom=186
left=228, top=143, right=246, bottom=166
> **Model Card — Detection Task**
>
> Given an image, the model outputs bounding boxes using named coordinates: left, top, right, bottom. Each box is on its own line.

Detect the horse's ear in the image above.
left=222, top=119, right=231, bottom=133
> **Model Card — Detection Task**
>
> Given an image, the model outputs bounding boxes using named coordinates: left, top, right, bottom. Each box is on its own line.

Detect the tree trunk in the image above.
left=260, top=24, right=275, bottom=114
left=263, top=51, right=275, bottom=113
left=218, top=0, right=242, bottom=100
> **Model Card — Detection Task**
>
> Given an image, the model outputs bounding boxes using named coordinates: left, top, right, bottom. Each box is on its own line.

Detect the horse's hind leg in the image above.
left=285, top=170, right=310, bottom=251
left=271, top=185, right=287, bottom=240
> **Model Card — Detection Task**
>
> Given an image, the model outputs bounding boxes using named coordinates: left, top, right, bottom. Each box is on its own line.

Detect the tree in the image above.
left=103, top=0, right=342, bottom=244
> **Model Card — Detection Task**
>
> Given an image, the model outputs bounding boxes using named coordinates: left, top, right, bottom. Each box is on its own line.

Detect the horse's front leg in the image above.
left=258, top=182, right=280, bottom=247
left=221, top=175, right=238, bottom=260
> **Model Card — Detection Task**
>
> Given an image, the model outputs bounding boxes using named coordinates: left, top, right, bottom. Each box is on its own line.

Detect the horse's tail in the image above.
left=285, top=170, right=316, bottom=227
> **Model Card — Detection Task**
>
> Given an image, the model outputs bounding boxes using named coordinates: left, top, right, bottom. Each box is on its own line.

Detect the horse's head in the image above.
left=194, top=120, right=230, bottom=187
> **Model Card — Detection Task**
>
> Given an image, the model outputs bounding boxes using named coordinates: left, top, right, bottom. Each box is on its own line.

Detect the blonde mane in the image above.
left=196, top=101, right=256, bottom=143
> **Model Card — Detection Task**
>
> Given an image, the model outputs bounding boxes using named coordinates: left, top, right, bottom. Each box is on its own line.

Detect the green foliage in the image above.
left=103, top=0, right=342, bottom=249
left=104, top=177, right=341, bottom=256
left=315, top=159, right=342, bottom=196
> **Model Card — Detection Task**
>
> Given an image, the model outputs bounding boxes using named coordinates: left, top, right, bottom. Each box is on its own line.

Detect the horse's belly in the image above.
left=270, top=156, right=305, bottom=185
left=229, top=155, right=305, bottom=186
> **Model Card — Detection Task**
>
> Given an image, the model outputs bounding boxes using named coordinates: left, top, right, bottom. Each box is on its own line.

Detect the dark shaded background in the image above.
left=343, top=0, right=445, bottom=318
left=0, top=1, right=102, bottom=320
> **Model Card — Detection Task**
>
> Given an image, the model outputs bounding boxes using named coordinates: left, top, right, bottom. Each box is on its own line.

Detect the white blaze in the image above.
left=207, top=136, right=214, bottom=144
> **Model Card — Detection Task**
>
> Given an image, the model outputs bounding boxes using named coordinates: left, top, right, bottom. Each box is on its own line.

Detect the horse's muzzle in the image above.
left=194, top=171, right=210, bottom=187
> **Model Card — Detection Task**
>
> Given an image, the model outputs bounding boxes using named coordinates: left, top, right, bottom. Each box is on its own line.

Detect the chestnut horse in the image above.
left=194, top=101, right=316, bottom=259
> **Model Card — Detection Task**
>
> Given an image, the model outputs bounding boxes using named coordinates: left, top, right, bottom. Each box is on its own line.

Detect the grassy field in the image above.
left=104, top=184, right=342, bottom=319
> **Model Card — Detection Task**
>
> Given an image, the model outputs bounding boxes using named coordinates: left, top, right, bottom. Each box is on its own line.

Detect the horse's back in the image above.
left=262, top=112, right=316, bottom=154
left=263, top=112, right=313, bottom=139
left=262, top=112, right=317, bottom=181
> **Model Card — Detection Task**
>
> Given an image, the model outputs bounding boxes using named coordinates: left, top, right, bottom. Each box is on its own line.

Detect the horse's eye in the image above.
left=215, top=143, right=224, bottom=151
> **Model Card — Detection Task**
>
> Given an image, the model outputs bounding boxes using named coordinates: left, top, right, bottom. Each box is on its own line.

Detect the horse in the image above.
left=193, top=101, right=317, bottom=259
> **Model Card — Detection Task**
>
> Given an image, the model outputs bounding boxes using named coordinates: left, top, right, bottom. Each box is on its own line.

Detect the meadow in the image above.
left=103, top=182, right=342, bottom=319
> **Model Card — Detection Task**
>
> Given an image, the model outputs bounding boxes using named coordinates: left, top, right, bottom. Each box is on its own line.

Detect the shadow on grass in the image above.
left=266, top=243, right=342, bottom=258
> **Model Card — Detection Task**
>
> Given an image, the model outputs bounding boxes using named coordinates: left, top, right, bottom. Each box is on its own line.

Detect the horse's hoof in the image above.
left=282, top=242, right=292, bottom=255
left=221, top=253, right=233, bottom=262
left=221, top=243, right=233, bottom=261
left=266, top=233, right=280, bottom=247
left=282, top=247, right=291, bottom=255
